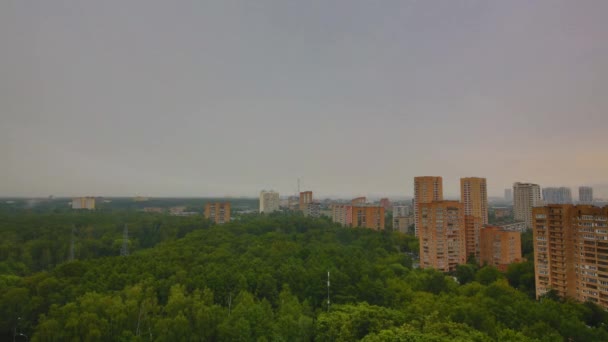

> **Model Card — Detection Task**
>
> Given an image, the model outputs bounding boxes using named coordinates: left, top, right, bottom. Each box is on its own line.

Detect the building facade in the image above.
left=351, top=197, right=366, bottom=205
left=579, top=186, right=594, bottom=204
left=331, top=204, right=353, bottom=226
left=414, top=177, right=444, bottom=237
left=393, top=215, right=415, bottom=234
left=461, top=177, right=488, bottom=259
left=304, top=202, right=321, bottom=218
left=259, top=190, right=280, bottom=213
left=204, top=202, right=231, bottom=224
left=492, top=207, right=512, bottom=219
left=479, top=225, right=522, bottom=271
left=513, top=182, right=541, bottom=229
left=419, top=201, right=466, bottom=272
left=505, top=189, right=513, bottom=202
left=393, top=205, right=411, bottom=217
left=542, top=187, right=573, bottom=204
left=533, top=204, right=608, bottom=308
left=380, top=198, right=391, bottom=211
left=299, top=191, right=313, bottom=211
left=352, top=205, right=385, bottom=230
left=72, top=197, right=96, bottom=210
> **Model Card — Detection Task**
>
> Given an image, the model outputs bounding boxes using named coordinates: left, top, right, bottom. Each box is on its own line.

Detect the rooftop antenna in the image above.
left=298, top=178, right=301, bottom=195
left=69, top=225, right=75, bottom=261
left=120, top=224, right=129, bottom=256
left=327, top=271, right=331, bottom=312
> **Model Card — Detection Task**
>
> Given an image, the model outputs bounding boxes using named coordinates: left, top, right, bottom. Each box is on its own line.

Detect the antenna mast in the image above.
left=120, top=224, right=129, bottom=256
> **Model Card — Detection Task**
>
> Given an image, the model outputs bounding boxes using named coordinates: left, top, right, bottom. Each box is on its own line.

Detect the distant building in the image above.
left=287, top=196, right=300, bottom=210
left=169, top=206, right=187, bottom=215
left=143, top=207, right=164, bottom=213
left=418, top=200, right=466, bottom=272
left=414, top=177, right=443, bottom=237
left=393, top=215, right=415, bottom=234
left=331, top=204, right=353, bottom=226
left=533, top=204, right=608, bottom=308
left=133, top=196, right=150, bottom=202
left=304, top=202, right=321, bottom=218
left=72, top=197, right=95, bottom=210
left=352, top=205, right=385, bottom=230
left=259, top=190, right=280, bottom=213
left=351, top=197, right=366, bottom=205
left=331, top=203, right=385, bottom=230
left=513, top=182, right=541, bottom=229
left=379, top=198, right=391, bottom=211
left=299, top=191, right=313, bottom=211
left=204, top=202, right=231, bottom=224
left=504, top=189, right=513, bottom=202
left=393, top=205, right=410, bottom=217
left=542, top=187, right=572, bottom=204
left=492, top=207, right=511, bottom=219
left=496, top=221, right=527, bottom=232
left=393, top=204, right=413, bottom=234
left=479, top=226, right=522, bottom=271
left=579, top=186, right=594, bottom=204
left=461, top=177, right=488, bottom=259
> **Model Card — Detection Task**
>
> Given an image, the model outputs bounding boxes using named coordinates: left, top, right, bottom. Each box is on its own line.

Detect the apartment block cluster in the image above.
left=330, top=196, right=386, bottom=230
left=416, top=177, right=522, bottom=272
left=258, top=190, right=322, bottom=218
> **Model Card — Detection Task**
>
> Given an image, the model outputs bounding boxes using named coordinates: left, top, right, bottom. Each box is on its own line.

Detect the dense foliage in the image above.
left=1, top=211, right=607, bottom=341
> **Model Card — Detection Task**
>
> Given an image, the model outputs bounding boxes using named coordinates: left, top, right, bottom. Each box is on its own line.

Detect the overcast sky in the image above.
left=1, top=1, right=608, bottom=198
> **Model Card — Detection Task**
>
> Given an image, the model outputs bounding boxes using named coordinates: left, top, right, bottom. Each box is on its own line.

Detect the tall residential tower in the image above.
left=461, top=177, right=488, bottom=259
left=414, top=177, right=443, bottom=237
left=513, top=182, right=541, bottom=229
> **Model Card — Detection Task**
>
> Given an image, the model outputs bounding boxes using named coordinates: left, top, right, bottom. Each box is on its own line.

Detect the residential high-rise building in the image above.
left=331, top=204, right=353, bottom=226
left=259, top=190, right=280, bottom=213
left=304, top=202, right=321, bottom=218
left=299, top=191, right=313, bottom=211
left=461, top=177, right=488, bottom=259
left=204, top=202, right=231, bottom=224
left=72, top=197, right=96, bottom=210
left=532, top=204, right=608, bottom=308
left=352, top=205, right=385, bottom=230
left=513, top=182, right=541, bottom=229
left=351, top=197, right=366, bottom=205
left=419, top=201, right=466, bottom=272
left=504, top=189, right=513, bottom=202
left=393, top=216, right=415, bottom=234
left=393, top=205, right=410, bottom=217
left=479, top=226, right=522, bottom=271
left=393, top=205, right=413, bottom=234
left=414, top=176, right=443, bottom=237
left=380, top=198, right=391, bottom=211
left=579, top=186, right=594, bottom=204
left=542, top=187, right=572, bottom=204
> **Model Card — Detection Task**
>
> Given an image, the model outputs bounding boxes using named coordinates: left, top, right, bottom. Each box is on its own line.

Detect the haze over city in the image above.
left=2, top=1, right=608, bottom=198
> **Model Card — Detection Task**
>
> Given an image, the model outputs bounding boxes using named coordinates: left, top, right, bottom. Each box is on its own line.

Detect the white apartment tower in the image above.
left=513, top=182, right=541, bottom=229
left=259, top=190, right=280, bottom=213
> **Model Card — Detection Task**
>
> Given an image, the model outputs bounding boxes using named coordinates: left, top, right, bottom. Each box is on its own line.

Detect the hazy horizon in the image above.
left=2, top=1, right=608, bottom=198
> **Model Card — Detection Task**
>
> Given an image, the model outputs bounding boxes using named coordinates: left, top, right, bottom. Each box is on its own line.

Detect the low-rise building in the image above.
left=204, top=202, right=231, bottom=224
left=72, top=197, right=96, bottom=210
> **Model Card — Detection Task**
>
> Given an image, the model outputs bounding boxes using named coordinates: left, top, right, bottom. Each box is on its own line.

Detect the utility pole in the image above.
left=327, top=271, right=331, bottom=312
left=69, top=225, right=75, bottom=262
left=120, top=224, right=129, bottom=256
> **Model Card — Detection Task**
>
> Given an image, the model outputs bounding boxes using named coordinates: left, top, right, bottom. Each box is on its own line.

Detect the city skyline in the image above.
left=2, top=1, right=608, bottom=198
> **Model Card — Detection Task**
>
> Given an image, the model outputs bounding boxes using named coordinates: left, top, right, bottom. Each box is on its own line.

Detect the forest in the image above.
left=1, top=209, right=608, bottom=341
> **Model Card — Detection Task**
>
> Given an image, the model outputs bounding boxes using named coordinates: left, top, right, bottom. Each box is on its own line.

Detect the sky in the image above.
left=1, top=0, right=608, bottom=198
